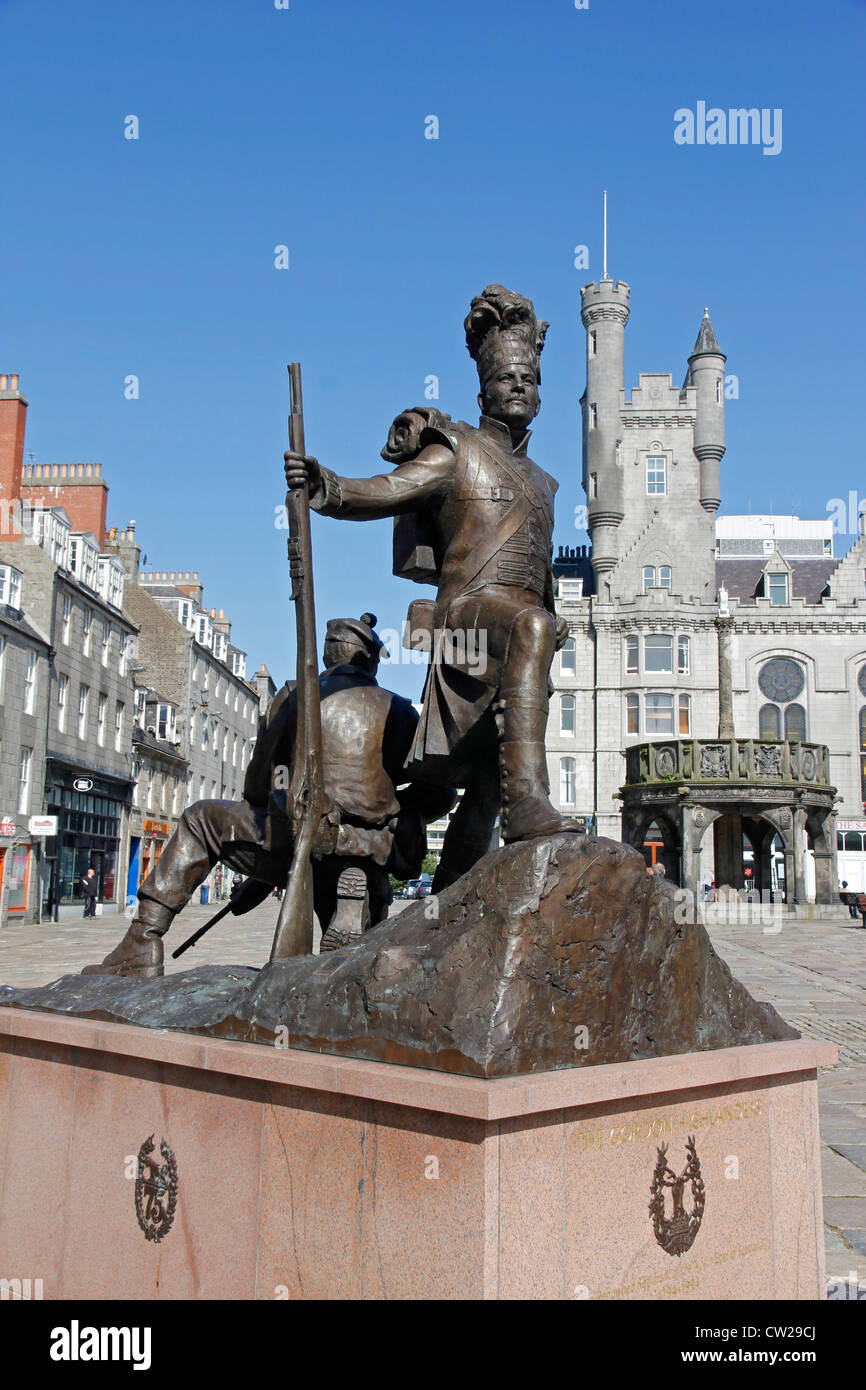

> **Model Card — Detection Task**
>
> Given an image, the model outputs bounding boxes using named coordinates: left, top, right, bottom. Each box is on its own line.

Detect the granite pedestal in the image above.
left=0, top=1007, right=834, bottom=1300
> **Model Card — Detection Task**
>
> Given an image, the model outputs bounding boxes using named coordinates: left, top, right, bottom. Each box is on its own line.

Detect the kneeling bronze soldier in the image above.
left=84, top=613, right=455, bottom=978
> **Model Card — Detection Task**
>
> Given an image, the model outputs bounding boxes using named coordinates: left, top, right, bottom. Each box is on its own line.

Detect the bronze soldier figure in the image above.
left=83, top=613, right=454, bottom=976
left=285, top=286, right=580, bottom=889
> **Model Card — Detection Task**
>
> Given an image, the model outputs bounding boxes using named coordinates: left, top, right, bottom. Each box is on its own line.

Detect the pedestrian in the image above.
left=840, top=881, right=859, bottom=920
left=858, top=893, right=866, bottom=930
left=80, top=867, right=99, bottom=919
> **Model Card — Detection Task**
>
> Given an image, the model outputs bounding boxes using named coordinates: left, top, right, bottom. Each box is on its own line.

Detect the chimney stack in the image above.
left=0, top=372, right=28, bottom=505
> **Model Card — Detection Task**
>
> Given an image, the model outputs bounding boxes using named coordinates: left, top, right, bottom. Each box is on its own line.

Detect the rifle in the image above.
left=269, top=362, right=327, bottom=959
left=171, top=877, right=273, bottom=959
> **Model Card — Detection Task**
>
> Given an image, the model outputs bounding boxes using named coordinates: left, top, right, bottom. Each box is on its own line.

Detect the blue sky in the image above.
left=2, top=0, right=864, bottom=697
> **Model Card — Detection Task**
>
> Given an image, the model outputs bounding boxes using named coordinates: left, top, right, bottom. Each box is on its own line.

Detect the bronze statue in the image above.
left=285, top=285, right=581, bottom=889
left=83, top=614, right=454, bottom=977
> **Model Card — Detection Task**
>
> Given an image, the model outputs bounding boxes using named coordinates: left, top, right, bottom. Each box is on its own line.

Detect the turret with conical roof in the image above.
left=687, top=308, right=726, bottom=513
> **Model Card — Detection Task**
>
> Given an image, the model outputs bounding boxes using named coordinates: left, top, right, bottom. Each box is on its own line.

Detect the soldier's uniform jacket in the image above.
left=311, top=414, right=558, bottom=775
left=243, top=663, right=420, bottom=826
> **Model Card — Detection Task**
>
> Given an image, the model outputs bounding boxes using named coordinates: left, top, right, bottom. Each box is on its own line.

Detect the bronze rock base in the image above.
left=0, top=834, right=796, bottom=1077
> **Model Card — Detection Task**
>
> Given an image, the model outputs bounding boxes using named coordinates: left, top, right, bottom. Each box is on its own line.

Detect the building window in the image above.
left=101, top=620, right=110, bottom=667
left=18, top=746, right=32, bottom=815
left=82, top=607, right=93, bottom=657
left=201, top=717, right=208, bottom=751
left=146, top=767, right=153, bottom=810
left=768, top=572, right=789, bottom=606
left=134, top=687, right=146, bottom=729
left=177, top=599, right=193, bottom=629
left=212, top=719, right=219, bottom=755
left=644, top=634, right=674, bottom=673
left=0, top=563, right=22, bottom=609
left=97, top=692, right=107, bottom=746
left=214, top=632, right=227, bottom=663
left=23, top=649, right=38, bottom=715
left=173, top=777, right=180, bottom=816
left=115, top=701, right=124, bottom=752
left=646, top=457, right=666, bottom=495
left=784, top=703, right=806, bottom=741
left=199, top=775, right=206, bottom=801
left=57, top=673, right=68, bottom=732
left=560, top=693, right=576, bottom=736
left=118, top=631, right=127, bottom=675
left=759, top=703, right=781, bottom=739
left=157, top=703, right=176, bottom=742
left=589, top=331, right=597, bottom=358
left=62, top=595, right=72, bottom=643
left=78, top=684, right=90, bottom=739
left=626, top=693, right=640, bottom=734
left=559, top=578, right=584, bottom=601
left=561, top=637, right=576, bottom=675
left=625, top=635, right=639, bottom=673
left=232, top=652, right=246, bottom=679
left=678, top=693, right=691, bottom=735
left=588, top=472, right=598, bottom=499
left=560, top=756, right=576, bottom=805
left=232, top=733, right=238, bottom=767
left=860, top=709, right=866, bottom=806
left=677, top=635, right=690, bottom=674
left=642, top=566, right=655, bottom=593
left=658, top=566, right=672, bottom=589
left=645, top=692, right=675, bottom=735
left=589, top=403, right=598, bottom=430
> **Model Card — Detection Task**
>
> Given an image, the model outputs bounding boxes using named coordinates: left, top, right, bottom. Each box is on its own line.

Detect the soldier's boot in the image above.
left=320, top=867, right=370, bottom=952
left=81, top=899, right=174, bottom=978
left=497, top=695, right=582, bottom=843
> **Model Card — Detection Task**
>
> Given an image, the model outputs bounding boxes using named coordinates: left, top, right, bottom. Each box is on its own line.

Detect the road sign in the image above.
left=0, top=817, right=15, bottom=837
left=28, top=815, right=58, bottom=836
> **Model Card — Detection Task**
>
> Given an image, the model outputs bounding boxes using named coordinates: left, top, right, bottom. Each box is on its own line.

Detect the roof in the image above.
left=716, top=556, right=840, bottom=605
left=690, top=309, right=723, bottom=358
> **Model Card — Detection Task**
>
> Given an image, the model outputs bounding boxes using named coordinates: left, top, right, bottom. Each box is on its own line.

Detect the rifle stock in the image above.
left=269, top=363, right=326, bottom=960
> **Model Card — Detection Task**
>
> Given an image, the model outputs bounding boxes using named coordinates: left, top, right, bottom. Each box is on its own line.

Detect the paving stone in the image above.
left=821, top=1148, right=866, bottom=1196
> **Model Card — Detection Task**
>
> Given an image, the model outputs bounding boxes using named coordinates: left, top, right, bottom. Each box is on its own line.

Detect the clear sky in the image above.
left=2, top=0, right=864, bottom=697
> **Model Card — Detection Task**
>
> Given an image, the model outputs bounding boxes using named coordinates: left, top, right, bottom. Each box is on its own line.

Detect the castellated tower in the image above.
left=580, top=278, right=630, bottom=582
left=688, top=310, right=726, bottom=512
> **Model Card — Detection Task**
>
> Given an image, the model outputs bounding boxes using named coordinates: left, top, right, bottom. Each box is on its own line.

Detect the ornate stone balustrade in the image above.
left=623, top=739, right=831, bottom=790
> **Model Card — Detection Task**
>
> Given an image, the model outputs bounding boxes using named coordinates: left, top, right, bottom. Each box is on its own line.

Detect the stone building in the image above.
left=104, top=529, right=271, bottom=903
left=547, top=273, right=865, bottom=903
left=0, top=374, right=137, bottom=921
left=0, top=372, right=274, bottom=922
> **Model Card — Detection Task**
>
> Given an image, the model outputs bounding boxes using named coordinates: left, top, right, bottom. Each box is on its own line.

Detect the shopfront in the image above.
left=43, top=762, right=132, bottom=915
left=0, top=818, right=33, bottom=921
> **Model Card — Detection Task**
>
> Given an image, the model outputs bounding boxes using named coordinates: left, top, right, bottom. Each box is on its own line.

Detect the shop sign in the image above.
left=143, top=820, right=171, bottom=837
left=29, top=815, right=59, bottom=837
left=73, top=778, right=94, bottom=793
left=0, top=816, right=15, bottom=837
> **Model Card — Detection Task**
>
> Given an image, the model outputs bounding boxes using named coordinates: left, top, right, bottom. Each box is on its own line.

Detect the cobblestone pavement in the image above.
left=0, top=901, right=864, bottom=1292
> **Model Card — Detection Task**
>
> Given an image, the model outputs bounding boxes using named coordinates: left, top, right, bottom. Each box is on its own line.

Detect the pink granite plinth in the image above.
left=0, top=1008, right=834, bottom=1300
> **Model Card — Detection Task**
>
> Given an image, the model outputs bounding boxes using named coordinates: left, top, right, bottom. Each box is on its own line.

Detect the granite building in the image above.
left=548, top=274, right=866, bottom=899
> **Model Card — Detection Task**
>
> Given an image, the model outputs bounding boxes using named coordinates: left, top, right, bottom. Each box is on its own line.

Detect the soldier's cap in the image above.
left=325, top=612, right=386, bottom=658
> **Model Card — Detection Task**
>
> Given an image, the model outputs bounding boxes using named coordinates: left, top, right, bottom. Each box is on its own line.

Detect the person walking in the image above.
left=80, top=867, right=99, bottom=919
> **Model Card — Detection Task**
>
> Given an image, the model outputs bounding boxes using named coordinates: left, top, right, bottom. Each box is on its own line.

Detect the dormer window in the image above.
left=768, top=573, right=789, bottom=606
left=156, top=702, right=177, bottom=742
left=558, top=578, right=584, bottom=601
left=70, top=534, right=99, bottom=591
left=0, top=563, right=22, bottom=610
left=196, top=614, right=213, bottom=648
left=232, top=651, right=247, bottom=679
left=213, top=631, right=228, bottom=663
left=177, top=599, right=194, bottom=630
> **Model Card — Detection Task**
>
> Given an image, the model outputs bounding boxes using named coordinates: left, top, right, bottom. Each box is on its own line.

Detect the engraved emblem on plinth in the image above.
left=649, top=1136, right=705, bottom=1256
left=135, top=1134, right=178, bottom=1243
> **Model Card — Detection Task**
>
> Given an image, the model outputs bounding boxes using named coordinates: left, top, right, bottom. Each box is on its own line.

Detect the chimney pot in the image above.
left=10, top=374, right=18, bottom=390
left=0, top=374, right=7, bottom=390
